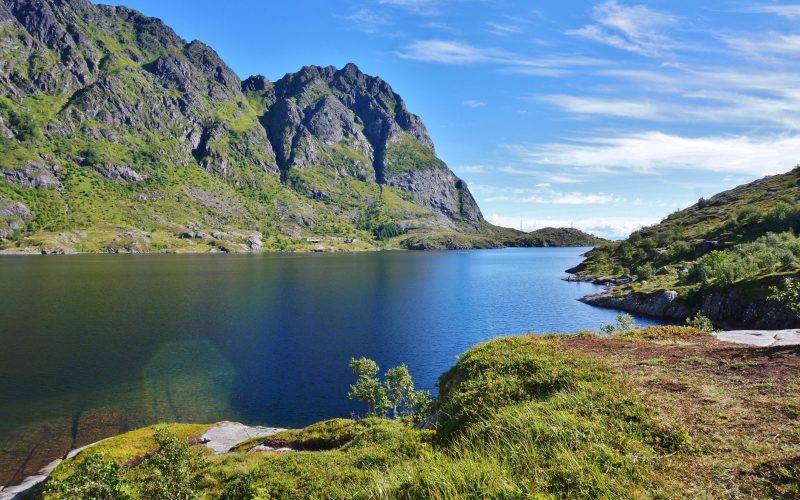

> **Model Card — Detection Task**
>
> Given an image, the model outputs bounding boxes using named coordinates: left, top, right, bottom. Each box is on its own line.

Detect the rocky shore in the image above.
left=571, top=263, right=800, bottom=330
left=0, top=422, right=285, bottom=500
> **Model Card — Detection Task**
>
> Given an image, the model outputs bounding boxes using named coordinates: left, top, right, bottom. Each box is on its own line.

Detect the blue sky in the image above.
left=105, top=0, right=800, bottom=238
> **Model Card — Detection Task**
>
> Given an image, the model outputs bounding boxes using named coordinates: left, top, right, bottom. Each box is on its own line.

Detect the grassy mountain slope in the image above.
left=0, top=0, right=513, bottom=254
left=511, top=227, right=607, bottom=247
left=41, top=330, right=800, bottom=498
left=575, top=167, right=800, bottom=328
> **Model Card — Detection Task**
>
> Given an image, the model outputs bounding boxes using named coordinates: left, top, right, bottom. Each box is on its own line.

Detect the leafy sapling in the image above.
left=599, top=313, right=638, bottom=336
left=348, top=358, right=431, bottom=420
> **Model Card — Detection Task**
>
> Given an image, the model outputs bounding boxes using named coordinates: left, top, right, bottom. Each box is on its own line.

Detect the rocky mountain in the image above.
left=573, top=168, right=800, bottom=329
left=510, top=227, right=607, bottom=248
left=0, top=0, right=509, bottom=253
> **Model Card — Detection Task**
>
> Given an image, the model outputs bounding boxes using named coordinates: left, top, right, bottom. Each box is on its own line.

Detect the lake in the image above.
left=0, top=248, right=662, bottom=485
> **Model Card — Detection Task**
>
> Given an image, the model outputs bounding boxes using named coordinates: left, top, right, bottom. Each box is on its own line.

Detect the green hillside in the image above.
left=511, top=227, right=607, bottom=247
left=575, top=167, right=800, bottom=328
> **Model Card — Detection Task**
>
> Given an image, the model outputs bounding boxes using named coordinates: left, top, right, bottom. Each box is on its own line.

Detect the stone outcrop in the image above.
left=579, top=289, right=690, bottom=319
left=579, top=286, right=800, bottom=330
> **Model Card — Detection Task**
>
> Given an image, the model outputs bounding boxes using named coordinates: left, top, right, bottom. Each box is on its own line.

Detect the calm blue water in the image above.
left=0, top=248, right=662, bottom=479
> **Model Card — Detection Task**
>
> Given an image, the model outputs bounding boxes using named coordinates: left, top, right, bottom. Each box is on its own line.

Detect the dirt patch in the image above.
left=558, top=335, right=800, bottom=497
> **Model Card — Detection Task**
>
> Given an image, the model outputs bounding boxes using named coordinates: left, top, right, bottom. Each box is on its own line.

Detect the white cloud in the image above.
left=394, top=39, right=604, bottom=74
left=339, top=9, right=392, bottom=34
left=567, top=0, right=678, bottom=57
left=487, top=21, right=523, bottom=36
left=508, top=131, right=800, bottom=175
left=722, top=32, right=800, bottom=60
left=462, top=99, right=488, bottom=108
left=495, top=166, right=588, bottom=184
left=455, top=164, right=489, bottom=173
left=746, top=4, right=800, bottom=19
left=395, top=40, right=500, bottom=64
left=471, top=184, right=620, bottom=205
left=537, top=91, right=800, bottom=129
left=539, top=95, right=666, bottom=120
left=486, top=214, right=659, bottom=239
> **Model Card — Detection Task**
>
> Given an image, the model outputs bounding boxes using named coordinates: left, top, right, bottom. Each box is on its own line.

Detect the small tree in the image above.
left=770, top=279, right=800, bottom=316
left=686, top=313, right=717, bottom=332
left=599, top=314, right=638, bottom=335
left=348, top=358, right=431, bottom=420
left=385, top=364, right=414, bottom=417
left=136, top=428, right=206, bottom=500
left=44, top=452, right=130, bottom=500
left=348, top=357, right=389, bottom=416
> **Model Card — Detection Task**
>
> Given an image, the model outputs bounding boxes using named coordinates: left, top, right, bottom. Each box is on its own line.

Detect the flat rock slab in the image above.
left=714, top=329, right=800, bottom=347
left=201, top=422, right=285, bottom=454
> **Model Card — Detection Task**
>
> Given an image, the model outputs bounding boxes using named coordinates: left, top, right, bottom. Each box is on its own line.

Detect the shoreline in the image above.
left=3, top=330, right=797, bottom=497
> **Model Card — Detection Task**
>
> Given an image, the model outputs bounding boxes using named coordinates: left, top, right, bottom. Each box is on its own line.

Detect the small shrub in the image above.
left=686, top=313, right=718, bottom=332
left=220, top=473, right=260, bottom=500
left=135, top=428, right=206, bottom=500
left=44, top=452, right=130, bottom=500
left=770, top=278, right=800, bottom=316
left=599, top=314, right=638, bottom=336
left=635, top=264, right=654, bottom=281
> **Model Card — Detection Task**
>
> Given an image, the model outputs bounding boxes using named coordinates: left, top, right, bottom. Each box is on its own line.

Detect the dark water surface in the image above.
left=0, top=248, right=662, bottom=483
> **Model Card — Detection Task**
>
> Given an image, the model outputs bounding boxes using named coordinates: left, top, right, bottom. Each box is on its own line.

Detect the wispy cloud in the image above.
left=745, top=4, right=800, bottom=19
left=487, top=21, right=523, bottom=36
left=395, top=39, right=603, bottom=75
left=537, top=91, right=800, bottom=129
left=462, top=99, right=488, bottom=108
left=567, top=0, right=678, bottom=57
left=472, top=184, right=620, bottom=205
left=339, top=8, right=392, bottom=34
left=507, top=131, right=800, bottom=175
left=455, top=164, right=490, bottom=173
left=378, top=0, right=443, bottom=15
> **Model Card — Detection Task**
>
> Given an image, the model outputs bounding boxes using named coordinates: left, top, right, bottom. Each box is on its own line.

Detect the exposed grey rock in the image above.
left=1, top=160, right=60, bottom=188
left=92, top=163, right=144, bottom=182
left=247, top=233, right=262, bottom=251
left=579, top=289, right=690, bottom=319
left=714, top=329, right=800, bottom=347
left=200, top=421, right=285, bottom=454
left=579, top=286, right=799, bottom=330
left=0, top=198, right=31, bottom=238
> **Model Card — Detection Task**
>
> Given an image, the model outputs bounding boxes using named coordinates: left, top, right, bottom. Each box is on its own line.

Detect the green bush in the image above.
left=690, top=231, right=800, bottom=287
left=635, top=263, right=655, bottom=281
left=45, top=453, right=130, bottom=499
left=599, top=314, right=638, bottom=336
left=348, top=358, right=431, bottom=420
left=686, top=313, right=718, bottom=333
left=770, top=278, right=800, bottom=316
left=135, top=428, right=206, bottom=500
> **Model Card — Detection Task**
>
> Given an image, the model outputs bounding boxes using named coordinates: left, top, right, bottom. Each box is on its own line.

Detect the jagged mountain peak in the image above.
left=0, top=0, right=498, bottom=253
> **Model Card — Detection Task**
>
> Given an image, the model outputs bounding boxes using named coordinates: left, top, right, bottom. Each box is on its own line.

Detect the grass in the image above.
left=613, top=325, right=710, bottom=342
left=383, top=133, right=442, bottom=176
left=44, top=334, right=740, bottom=499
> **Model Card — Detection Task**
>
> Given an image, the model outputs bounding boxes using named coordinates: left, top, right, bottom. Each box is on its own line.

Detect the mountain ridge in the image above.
left=0, top=0, right=510, bottom=253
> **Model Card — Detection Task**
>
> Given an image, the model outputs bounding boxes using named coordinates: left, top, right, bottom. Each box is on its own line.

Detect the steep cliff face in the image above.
left=0, top=0, right=491, bottom=253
